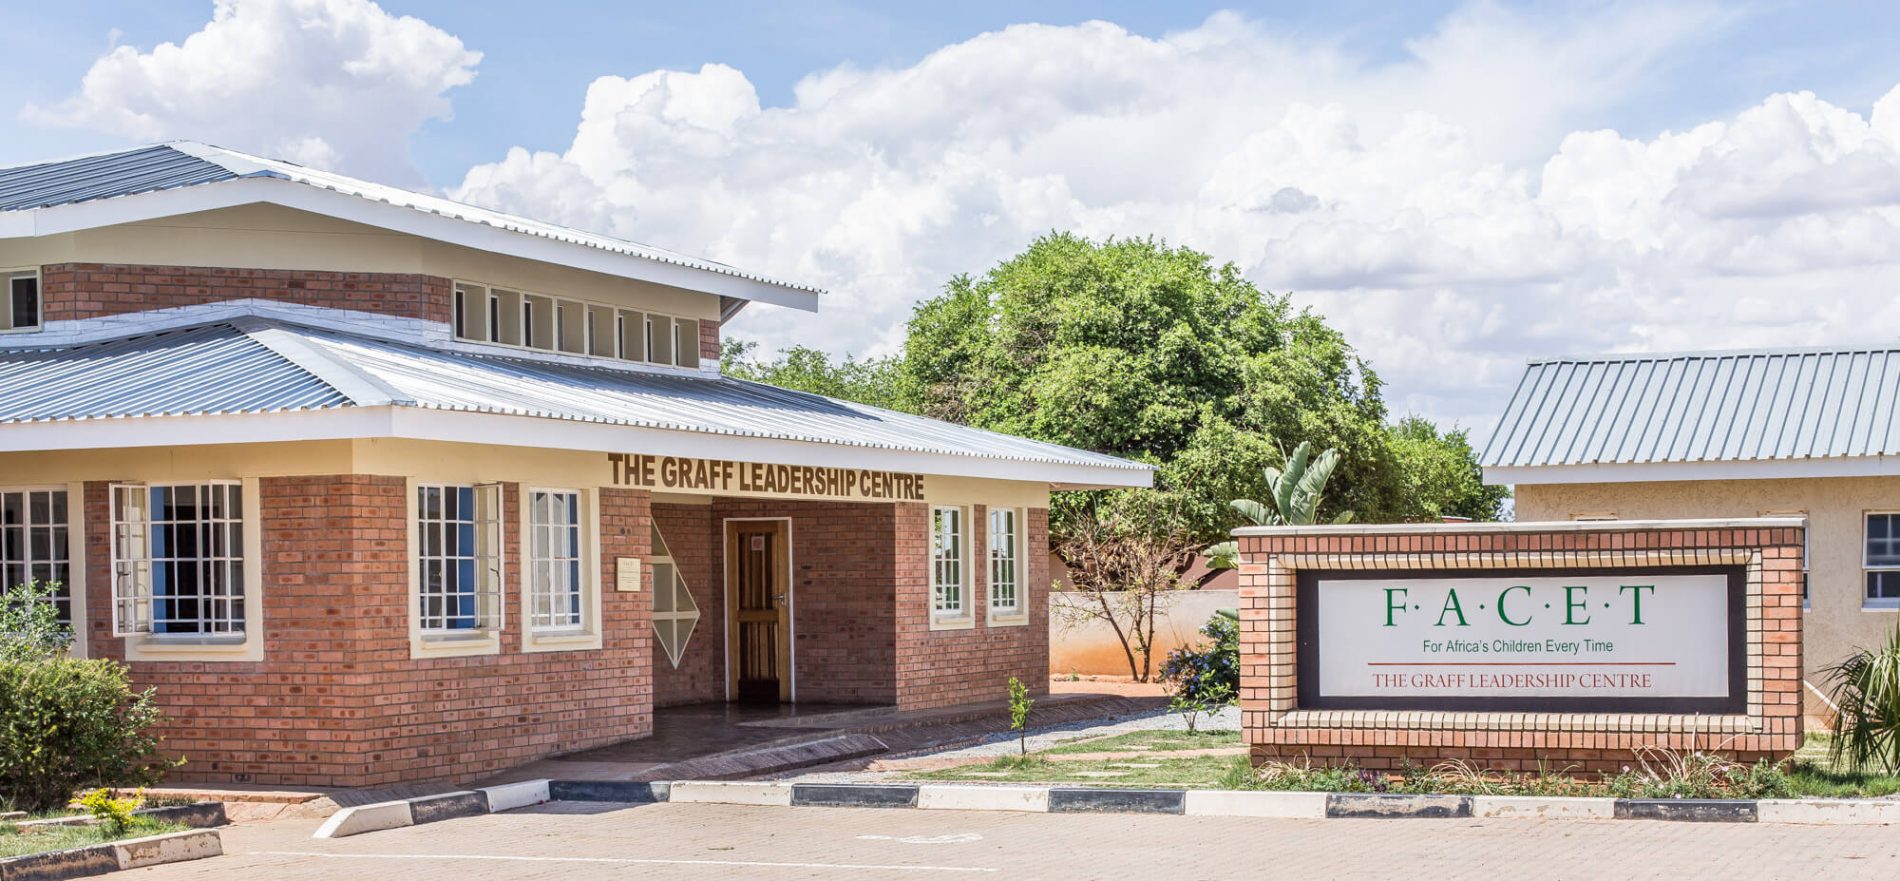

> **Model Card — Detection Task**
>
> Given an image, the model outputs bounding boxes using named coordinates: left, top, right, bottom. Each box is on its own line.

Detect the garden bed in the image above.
left=907, top=728, right=1900, bottom=799
left=0, top=818, right=187, bottom=860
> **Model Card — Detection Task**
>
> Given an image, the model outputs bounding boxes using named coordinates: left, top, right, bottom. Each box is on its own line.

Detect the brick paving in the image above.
left=134, top=802, right=1900, bottom=881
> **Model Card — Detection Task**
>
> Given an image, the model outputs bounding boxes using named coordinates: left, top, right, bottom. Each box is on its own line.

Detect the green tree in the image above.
left=720, top=339, right=912, bottom=411
left=1382, top=417, right=1510, bottom=521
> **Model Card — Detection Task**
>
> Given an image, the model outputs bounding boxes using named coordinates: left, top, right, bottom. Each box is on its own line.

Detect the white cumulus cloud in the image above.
left=24, top=0, right=479, bottom=183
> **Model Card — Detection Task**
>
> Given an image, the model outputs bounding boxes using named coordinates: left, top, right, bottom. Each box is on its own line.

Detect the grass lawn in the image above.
left=909, top=753, right=1255, bottom=789
left=0, top=818, right=186, bottom=860
left=1041, top=729, right=1242, bottom=755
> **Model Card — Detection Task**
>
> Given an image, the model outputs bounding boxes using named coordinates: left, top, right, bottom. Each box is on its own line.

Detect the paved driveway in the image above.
left=138, top=801, right=1899, bottom=881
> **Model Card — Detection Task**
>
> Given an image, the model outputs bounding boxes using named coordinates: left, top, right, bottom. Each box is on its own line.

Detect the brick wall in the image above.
left=893, top=504, right=1051, bottom=711
left=700, top=318, right=721, bottom=365
left=87, top=477, right=655, bottom=788
left=1238, top=523, right=1804, bottom=773
left=652, top=503, right=723, bottom=706
left=41, top=264, right=451, bottom=324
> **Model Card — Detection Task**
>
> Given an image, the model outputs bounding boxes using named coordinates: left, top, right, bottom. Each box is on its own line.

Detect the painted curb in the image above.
left=790, top=784, right=920, bottom=809
left=479, top=780, right=552, bottom=813
left=1613, top=799, right=1758, bottom=823
left=1757, top=799, right=1900, bottom=825
left=313, top=800, right=414, bottom=839
left=547, top=780, right=670, bottom=804
left=0, top=843, right=118, bottom=881
left=1048, top=788, right=1185, bottom=815
left=113, top=829, right=223, bottom=870
left=918, top=785, right=1050, bottom=813
left=409, top=792, right=488, bottom=826
left=1472, top=795, right=1616, bottom=820
left=1184, top=790, right=1327, bottom=818
left=668, top=781, right=794, bottom=807
left=1327, top=793, right=1473, bottom=819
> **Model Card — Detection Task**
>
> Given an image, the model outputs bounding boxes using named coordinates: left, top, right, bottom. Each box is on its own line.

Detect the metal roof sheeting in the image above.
left=0, top=323, right=350, bottom=422
left=1483, top=347, right=1900, bottom=467
left=0, top=319, right=1149, bottom=475
left=0, top=142, right=822, bottom=296
left=0, top=145, right=237, bottom=211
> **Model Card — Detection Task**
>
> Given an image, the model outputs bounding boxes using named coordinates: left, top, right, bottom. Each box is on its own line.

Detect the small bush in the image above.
left=1603, top=747, right=1795, bottom=799
left=1160, top=609, right=1239, bottom=734
left=71, top=788, right=143, bottom=835
left=1824, top=622, right=1900, bottom=773
left=0, top=581, right=73, bottom=664
left=0, top=658, right=172, bottom=813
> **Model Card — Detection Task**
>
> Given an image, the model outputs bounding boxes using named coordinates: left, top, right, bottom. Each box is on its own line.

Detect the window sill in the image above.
left=987, top=613, right=1030, bottom=628
left=929, top=615, right=976, bottom=632
left=522, top=630, right=603, bottom=653
left=412, top=629, right=502, bottom=659
left=1861, top=604, right=1900, bottom=612
left=123, top=633, right=260, bottom=663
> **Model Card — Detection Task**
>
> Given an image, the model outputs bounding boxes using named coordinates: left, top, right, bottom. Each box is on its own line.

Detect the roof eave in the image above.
left=1485, top=455, right=1900, bottom=486
left=0, top=176, right=821, bottom=312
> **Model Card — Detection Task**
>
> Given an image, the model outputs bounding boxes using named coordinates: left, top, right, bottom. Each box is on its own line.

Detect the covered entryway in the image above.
left=726, top=519, right=792, bottom=702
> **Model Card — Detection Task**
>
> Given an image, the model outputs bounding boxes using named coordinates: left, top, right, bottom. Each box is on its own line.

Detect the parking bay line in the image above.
left=256, top=851, right=1000, bottom=873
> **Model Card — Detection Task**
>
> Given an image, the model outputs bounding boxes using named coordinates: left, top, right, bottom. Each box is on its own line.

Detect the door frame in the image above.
left=721, top=517, right=795, bottom=702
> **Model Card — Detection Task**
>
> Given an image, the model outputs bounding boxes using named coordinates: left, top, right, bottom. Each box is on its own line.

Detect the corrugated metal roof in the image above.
left=1483, top=346, right=1900, bottom=467
left=0, top=319, right=1149, bottom=475
left=0, top=323, right=350, bottom=421
left=0, top=145, right=237, bottom=211
left=0, top=142, right=822, bottom=296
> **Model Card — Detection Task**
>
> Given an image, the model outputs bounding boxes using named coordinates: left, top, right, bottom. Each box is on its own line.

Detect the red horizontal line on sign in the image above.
left=1365, top=662, right=1677, bottom=667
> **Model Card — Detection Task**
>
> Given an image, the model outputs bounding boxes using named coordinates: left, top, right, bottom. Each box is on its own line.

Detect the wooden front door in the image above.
left=726, top=519, right=791, bottom=702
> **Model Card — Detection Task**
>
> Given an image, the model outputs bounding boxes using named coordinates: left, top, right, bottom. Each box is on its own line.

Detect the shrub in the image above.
left=71, top=788, right=143, bottom=835
left=1824, top=622, right=1900, bottom=773
left=0, top=581, right=73, bottom=664
left=1007, top=676, right=1034, bottom=757
left=1160, top=611, right=1238, bottom=702
left=1603, top=747, right=1794, bottom=799
left=0, top=658, right=172, bottom=813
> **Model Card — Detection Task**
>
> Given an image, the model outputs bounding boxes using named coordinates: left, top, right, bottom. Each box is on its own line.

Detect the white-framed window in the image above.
left=415, top=483, right=505, bottom=634
left=650, top=523, right=700, bottom=668
left=1, top=487, right=71, bottom=624
left=2, top=268, right=41, bottom=333
left=1865, top=512, right=1900, bottom=609
left=450, top=280, right=700, bottom=368
left=527, top=489, right=586, bottom=633
left=931, top=506, right=971, bottom=628
left=987, top=507, right=1026, bottom=624
left=111, top=482, right=245, bottom=637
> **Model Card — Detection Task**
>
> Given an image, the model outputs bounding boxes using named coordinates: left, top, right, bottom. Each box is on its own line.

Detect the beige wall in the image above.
left=1050, top=588, right=1235, bottom=678
left=0, top=204, right=719, bottom=320
left=1518, top=477, right=1900, bottom=686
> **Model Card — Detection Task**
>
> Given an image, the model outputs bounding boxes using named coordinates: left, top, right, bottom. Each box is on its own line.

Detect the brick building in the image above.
left=0, top=143, right=1150, bottom=787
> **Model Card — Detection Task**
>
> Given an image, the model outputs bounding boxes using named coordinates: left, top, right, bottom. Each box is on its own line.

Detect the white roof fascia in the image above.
left=1485, top=455, right=1900, bottom=486
left=0, top=406, right=1157, bottom=488
left=1233, top=516, right=1807, bottom=538
left=3, top=177, right=821, bottom=312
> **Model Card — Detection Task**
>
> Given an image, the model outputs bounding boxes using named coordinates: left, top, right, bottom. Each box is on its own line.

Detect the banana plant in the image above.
left=1203, top=441, right=1352, bottom=569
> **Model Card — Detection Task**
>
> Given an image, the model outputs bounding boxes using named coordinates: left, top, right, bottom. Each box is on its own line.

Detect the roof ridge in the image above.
left=1528, top=341, right=1900, bottom=366
left=230, top=317, right=410, bottom=407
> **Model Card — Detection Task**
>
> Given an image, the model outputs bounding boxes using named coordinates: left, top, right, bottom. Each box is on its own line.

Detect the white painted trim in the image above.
left=928, top=505, right=975, bottom=631
left=406, top=478, right=504, bottom=660
left=720, top=516, right=796, bottom=702
left=5, top=177, right=822, bottom=311
left=0, top=482, right=84, bottom=656
left=0, top=406, right=1153, bottom=488
left=985, top=505, right=1029, bottom=627
left=1485, top=455, right=1900, bottom=486
left=518, top=486, right=603, bottom=653
left=1233, top=517, right=1807, bottom=537
left=110, top=478, right=264, bottom=663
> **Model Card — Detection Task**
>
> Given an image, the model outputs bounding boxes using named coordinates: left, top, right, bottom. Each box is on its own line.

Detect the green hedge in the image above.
left=0, top=658, right=171, bottom=813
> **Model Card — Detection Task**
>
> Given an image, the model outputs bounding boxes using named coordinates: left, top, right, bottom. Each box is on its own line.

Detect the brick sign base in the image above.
left=1236, top=520, right=1804, bottom=774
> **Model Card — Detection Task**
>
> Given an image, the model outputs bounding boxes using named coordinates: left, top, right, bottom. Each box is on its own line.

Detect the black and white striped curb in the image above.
left=314, top=779, right=1900, bottom=837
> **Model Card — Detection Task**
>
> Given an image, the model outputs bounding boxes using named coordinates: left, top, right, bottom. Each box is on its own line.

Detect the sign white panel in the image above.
left=1314, top=573, right=1731, bottom=701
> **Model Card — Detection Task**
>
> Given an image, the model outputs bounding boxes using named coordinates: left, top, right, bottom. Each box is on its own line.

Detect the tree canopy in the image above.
left=724, top=232, right=1507, bottom=542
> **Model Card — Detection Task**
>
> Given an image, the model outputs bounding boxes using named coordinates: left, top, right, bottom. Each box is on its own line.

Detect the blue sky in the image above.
left=9, top=1, right=1900, bottom=429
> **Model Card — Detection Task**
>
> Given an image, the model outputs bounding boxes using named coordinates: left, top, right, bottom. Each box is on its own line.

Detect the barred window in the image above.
left=111, top=483, right=245, bottom=636
left=988, top=507, right=1021, bottom=618
left=650, top=524, right=700, bottom=668
left=416, top=484, right=504, bottom=632
left=1, top=488, right=70, bottom=624
left=931, top=506, right=966, bottom=620
left=1867, top=513, right=1900, bottom=608
left=528, top=489, right=585, bottom=632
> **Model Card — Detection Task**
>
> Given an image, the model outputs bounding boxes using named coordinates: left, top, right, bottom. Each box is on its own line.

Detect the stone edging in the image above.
left=0, top=829, right=222, bottom=880
left=310, top=779, right=1900, bottom=838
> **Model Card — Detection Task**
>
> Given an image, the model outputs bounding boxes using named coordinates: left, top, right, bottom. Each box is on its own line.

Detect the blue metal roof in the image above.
left=0, top=318, right=1149, bottom=477
left=0, top=323, right=350, bottom=421
left=0, top=145, right=238, bottom=211
left=1483, top=346, right=1900, bottom=467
